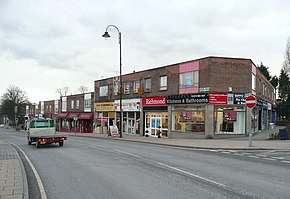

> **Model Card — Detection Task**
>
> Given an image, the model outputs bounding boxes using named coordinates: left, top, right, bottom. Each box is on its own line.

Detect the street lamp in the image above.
left=102, top=25, right=123, bottom=138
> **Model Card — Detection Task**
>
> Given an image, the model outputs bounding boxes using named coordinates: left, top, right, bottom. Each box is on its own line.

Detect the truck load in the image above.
left=27, top=119, right=68, bottom=148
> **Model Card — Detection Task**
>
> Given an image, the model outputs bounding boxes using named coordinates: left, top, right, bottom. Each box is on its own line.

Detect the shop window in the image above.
left=214, top=106, right=245, bottom=135
left=172, top=106, right=205, bottom=134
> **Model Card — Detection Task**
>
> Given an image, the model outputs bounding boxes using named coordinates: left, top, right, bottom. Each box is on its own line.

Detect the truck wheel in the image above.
left=27, top=137, right=32, bottom=145
left=36, top=141, right=40, bottom=148
left=59, top=141, right=64, bottom=147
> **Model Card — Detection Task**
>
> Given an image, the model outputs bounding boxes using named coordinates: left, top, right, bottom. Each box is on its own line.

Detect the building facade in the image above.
left=94, top=56, right=275, bottom=138
left=58, top=92, right=94, bottom=133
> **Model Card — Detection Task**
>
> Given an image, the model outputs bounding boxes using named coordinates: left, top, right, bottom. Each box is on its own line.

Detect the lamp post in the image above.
left=102, top=25, right=123, bottom=138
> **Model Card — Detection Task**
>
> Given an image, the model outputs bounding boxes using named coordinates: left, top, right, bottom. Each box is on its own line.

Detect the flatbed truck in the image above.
left=27, top=119, right=68, bottom=148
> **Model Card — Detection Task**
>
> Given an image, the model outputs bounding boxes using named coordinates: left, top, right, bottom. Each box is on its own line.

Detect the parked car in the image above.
left=0, top=124, right=5, bottom=128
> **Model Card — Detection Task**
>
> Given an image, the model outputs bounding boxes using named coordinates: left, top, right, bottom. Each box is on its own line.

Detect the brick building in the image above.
left=58, top=92, right=94, bottom=133
left=94, top=56, right=275, bottom=138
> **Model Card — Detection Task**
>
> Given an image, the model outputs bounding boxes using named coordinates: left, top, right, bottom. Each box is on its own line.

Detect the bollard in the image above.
left=248, top=132, right=253, bottom=147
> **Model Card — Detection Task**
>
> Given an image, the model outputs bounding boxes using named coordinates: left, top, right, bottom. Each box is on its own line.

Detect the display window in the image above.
left=214, top=106, right=245, bottom=135
left=171, top=106, right=205, bottom=134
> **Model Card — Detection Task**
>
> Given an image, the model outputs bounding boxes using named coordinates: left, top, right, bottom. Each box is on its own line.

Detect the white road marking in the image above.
left=248, top=156, right=260, bottom=159
left=10, top=142, right=47, bottom=199
left=263, top=158, right=277, bottom=161
left=156, top=162, right=226, bottom=188
left=282, top=161, right=290, bottom=164
left=272, top=157, right=285, bottom=160
left=114, top=150, right=142, bottom=158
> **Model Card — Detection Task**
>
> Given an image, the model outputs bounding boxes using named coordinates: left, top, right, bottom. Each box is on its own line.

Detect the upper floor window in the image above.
left=84, top=99, right=91, bottom=109
left=179, top=71, right=199, bottom=88
left=76, top=100, right=80, bottom=109
left=252, top=74, right=256, bottom=91
left=71, top=100, right=75, bottom=109
left=99, top=85, right=108, bottom=97
left=160, top=76, right=167, bottom=91
left=145, top=78, right=152, bottom=92
left=61, top=97, right=67, bottom=112
left=54, top=100, right=58, bottom=114
left=124, top=82, right=131, bottom=94
left=133, top=80, right=140, bottom=93
left=84, top=93, right=91, bottom=112
left=49, top=105, right=52, bottom=112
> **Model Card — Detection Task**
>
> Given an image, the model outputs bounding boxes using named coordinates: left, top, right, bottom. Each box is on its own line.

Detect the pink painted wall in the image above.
left=179, top=61, right=199, bottom=94
left=180, top=61, right=199, bottom=73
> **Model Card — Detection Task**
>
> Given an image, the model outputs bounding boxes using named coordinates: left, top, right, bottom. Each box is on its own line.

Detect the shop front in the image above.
left=57, top=112, right=68, bottom=132
left=95, top=102, right=115, bottom=134
left=142, top=96, right=168, bottom=137
left=114, top=98, right=141, bottom=135
left=213, top=93, right=246, bottom=135
left=78, top=112, right=94, bottom=133
left=167, top=93, right=208, bottom=138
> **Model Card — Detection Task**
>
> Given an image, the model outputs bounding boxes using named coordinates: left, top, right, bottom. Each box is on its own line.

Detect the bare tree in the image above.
left=56, top=87, right=71, bottom=97
left=282, top=37, right=290, bottom=74
left=78, top=86, right=88, bottom=94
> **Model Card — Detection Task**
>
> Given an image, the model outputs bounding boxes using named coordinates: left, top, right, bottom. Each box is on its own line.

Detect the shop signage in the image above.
left=114, top=98, right=141, bottom=112
left=142, top=96, right=167, bottom=106
left=228, top=93, right=246, bottom=105
left=166, top=94, right=209, bottom=104
left=95, top=102, right=115, bottom=112
left=209, top=94, right=227, bottom=104
left=223, top=112, right=237, bottom=121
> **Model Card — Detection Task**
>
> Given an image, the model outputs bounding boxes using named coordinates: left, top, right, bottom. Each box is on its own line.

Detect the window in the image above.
left=99, top=85, right=108, bottom=97
left=252, top=74, right=256, bottom=91
left=84, top=94, right=91, bottom=112
left=179, top=71, right=199, bottom=88
left=76, top=100, right=80, bottom=109
left=61, top=97, right=67, bottom=112
left=160, top=76, right=167, bottom=90
left=71, top=100, right=74, bottom=109
left=145, top=78, right=152, bottom=91
left=49, top=105, right=52, bottom=112
left=54, top=100, right=58, bottom=114
left=133, top=80, right=140, bottom=93
left=124, top=82, right=131, bottom=94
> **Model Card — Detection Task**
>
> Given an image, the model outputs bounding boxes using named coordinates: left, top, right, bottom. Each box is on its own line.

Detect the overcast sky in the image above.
left=0, top=0, right=289, bottom=103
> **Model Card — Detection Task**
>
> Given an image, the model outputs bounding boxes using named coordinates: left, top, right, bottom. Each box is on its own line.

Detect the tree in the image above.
left=56, top=87, right=70, bottom=97
left=78, top=86, right=88, bottom=94
left=257, top=62, right=271, bottom=81
left=282, top=37, right=290, bottom=74
left=0, top=85, right=30, bottom=125
left=277, top=69, right=290, bottom=120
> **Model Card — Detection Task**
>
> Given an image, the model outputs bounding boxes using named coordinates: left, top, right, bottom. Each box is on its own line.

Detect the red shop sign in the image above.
left=142, top=96, right=167, bottom=106
left=209, top=94, right=228, bottom=104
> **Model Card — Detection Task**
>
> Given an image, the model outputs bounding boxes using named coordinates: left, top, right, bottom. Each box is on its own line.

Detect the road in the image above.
left=1, top=129, right=290, bottom=199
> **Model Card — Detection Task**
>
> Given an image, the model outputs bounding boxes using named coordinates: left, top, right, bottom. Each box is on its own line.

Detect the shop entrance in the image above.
left=150, top=117, right=161, bottom=136
left=128, top=119, right=135, bottom=134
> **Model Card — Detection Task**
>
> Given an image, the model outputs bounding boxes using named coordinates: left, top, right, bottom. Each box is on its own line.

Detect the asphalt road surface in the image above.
left=1, top=129, right=290, bottom=199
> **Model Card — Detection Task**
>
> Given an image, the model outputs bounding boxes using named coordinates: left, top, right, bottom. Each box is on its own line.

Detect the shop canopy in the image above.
left=78, top=113, right=94, bottom=120
left=57, top=113, right=68, bottom=119
left=66, top=113, right=80, bottom=119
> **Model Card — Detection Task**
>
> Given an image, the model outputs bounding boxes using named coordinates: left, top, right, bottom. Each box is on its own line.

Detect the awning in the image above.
left=66, top=113, right=80, bottom=119
left=78, top=113, right=93, bottom=120
left=57, top=113, right=68, bottom=119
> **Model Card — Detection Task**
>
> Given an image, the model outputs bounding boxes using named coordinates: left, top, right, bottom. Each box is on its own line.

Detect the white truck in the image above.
left=27, top=119, right=68, bottom=148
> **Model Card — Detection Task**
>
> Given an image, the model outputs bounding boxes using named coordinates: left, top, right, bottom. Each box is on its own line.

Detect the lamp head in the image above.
left=102, top=31, right=110, bottom=38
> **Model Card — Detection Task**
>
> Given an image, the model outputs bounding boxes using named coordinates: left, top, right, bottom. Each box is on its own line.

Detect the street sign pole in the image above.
left=245, top=95, right=257, bottom=147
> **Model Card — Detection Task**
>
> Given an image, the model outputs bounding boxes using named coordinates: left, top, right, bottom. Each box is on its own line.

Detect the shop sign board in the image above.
left=142, top=96, right=167, bottom=106
left=209, top=94, right=227, bottom=104
left=166, top=94, right=209, bottom=105
left=245, top=95, right=257, bottom=109
left=95, top=102, right=115, bottom=112
left=228, top=93, right=246, bottom=105
left=223, top=112, right=237, bottom=121
left=114, top=98, right=141, bottom=112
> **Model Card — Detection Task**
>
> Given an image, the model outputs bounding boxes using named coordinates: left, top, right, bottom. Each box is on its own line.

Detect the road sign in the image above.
left=245, top=95, right=257, bottom=108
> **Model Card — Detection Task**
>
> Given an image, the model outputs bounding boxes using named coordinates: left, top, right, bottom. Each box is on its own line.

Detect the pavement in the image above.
left=0, top=125, right=289, bottom=199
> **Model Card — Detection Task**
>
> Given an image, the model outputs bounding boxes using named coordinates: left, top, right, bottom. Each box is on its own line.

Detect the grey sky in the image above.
left=0, top=0, right=289, bottom=102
